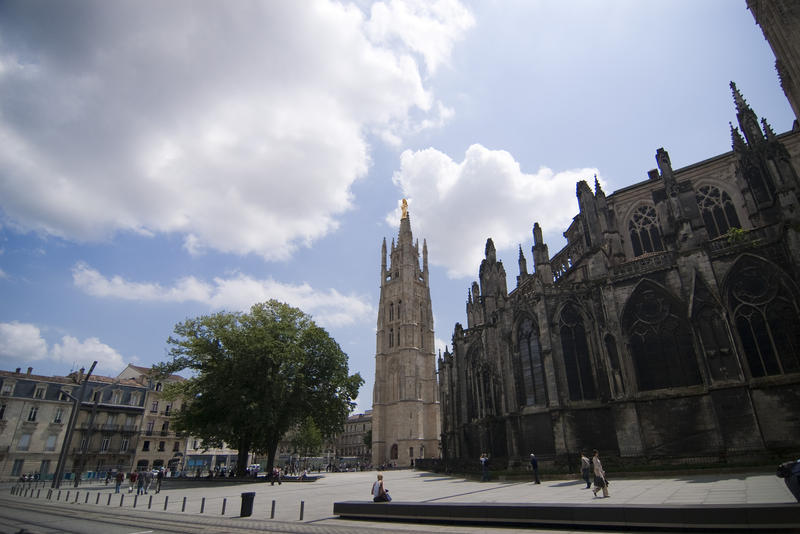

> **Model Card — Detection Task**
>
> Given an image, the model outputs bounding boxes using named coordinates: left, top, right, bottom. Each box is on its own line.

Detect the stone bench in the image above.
left=332, top=501, right=800, bottom=531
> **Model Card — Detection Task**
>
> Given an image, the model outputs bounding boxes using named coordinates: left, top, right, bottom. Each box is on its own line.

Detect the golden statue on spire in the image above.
left=401, top=198, right=408, bottom=219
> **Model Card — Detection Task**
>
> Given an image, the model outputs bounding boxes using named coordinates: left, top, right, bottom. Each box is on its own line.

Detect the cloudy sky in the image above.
left=0, top=0, right=794, bottom=412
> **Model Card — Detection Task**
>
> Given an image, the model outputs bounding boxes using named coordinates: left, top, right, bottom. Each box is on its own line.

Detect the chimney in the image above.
left=15, top=368, right=21, bottom=374
left=27, top=367, right=33, bottom=376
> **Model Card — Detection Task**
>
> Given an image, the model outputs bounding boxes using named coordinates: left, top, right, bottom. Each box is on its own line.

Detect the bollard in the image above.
left=85, top=492, right=89, bottom=503
left=221, top=497, right=226, bottom=516
left=164, top=496, right=169, bottom=511
left=24, top=488, right=29, bottom=497
left=57, top=490, right=62, bottom=501
left=75, top=491, right=79, bottom=503
left=148, top=495, right=153, bottom=509
left=96, top=493, right=100, bottom=505
left=120, top=494, right=124, bottom=507
left=270, top=499, right=275, bottom=519
left=133, top=495, right=138, bottom=508
left=200, top=497, right=205, bottom=514
left=107, top=493, right=112, bottom=505
left=37, top=489, right=41, bottom=499
left=65, top=491, right=70, bottom=502
left=182, top=496, right=186, bottom=512
left=299, top=500, right=304, bottom=521
left=47, top=489, right=52, bottom=500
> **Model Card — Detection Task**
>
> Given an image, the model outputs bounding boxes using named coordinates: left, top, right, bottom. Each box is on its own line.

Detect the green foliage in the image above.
left=725, top=227, right=747, bottom=244
left=291, top=417, right=323, bottom=456
left=153, top=300, right=363, bottom=475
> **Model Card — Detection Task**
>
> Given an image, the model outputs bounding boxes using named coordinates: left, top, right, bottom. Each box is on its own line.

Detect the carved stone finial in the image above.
left=401, top=198, right=408, bottom=219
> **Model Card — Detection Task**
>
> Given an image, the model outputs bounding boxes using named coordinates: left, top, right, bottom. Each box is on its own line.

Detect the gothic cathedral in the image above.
left=438, top=1, right=800, bottom=471
left=372, top=204, right=440, bottom=467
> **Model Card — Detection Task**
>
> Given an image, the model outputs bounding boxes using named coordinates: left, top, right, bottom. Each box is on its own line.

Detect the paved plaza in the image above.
left=3, top=469, right=797, bottom=533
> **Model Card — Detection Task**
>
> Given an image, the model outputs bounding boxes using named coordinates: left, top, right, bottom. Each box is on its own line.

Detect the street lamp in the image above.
left=52, top=361, right=96, bottom=489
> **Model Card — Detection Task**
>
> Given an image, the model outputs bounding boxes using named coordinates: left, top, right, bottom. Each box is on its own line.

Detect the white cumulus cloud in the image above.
left=0, top=321, right=125, bottom=374
left=72, top=263, right=374, bottom=328
left=389, top=144, right=600, bottom=278
left=0, top=0, right=473, bottom=260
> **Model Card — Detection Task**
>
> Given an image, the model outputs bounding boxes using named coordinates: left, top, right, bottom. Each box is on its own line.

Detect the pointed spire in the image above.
left=730, top=122, right=746, bottom=152
left=422, top=239, right=428, bottom=273
left=594, top=174, right=605, bottom=196
left=518, top=244, right=528, bottom=278
left=381, top=237, right=387, bottom=272
left=761, top=117, right=777, bottom=140
left=485, top=238, right=496, bottom=263
left=730, top=81, right=748, bottom=115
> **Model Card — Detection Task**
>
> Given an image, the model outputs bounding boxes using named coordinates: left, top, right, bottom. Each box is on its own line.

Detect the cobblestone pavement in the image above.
left=2, top=469, right=795, bottom=534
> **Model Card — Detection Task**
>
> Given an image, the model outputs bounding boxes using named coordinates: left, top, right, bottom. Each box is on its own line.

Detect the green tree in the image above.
left=291, top=417, right=323, bottom=457
left=155, top=300, right=363, bottom=476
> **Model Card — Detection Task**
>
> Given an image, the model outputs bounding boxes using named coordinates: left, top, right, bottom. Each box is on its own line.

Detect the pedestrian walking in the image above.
left=580, top=451, right=591, bottom=489
left=156, top=469, right=164, bottom=493
left=136, top=471, right=145, bottom=495
left=114, top=471, right=124, bottom=493
left=530, top=453, right=541, bottom=484
left=480, top=453, right=490, bottom=482
left=591, top=449, right=609, bottom=498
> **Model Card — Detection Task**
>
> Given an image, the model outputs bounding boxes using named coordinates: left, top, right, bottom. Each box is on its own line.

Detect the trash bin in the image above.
left=240, top=492, right=256, bottom=517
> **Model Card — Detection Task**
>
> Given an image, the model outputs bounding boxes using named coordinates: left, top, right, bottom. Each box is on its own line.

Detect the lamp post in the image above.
left=52, top=361, right=96, bottom=489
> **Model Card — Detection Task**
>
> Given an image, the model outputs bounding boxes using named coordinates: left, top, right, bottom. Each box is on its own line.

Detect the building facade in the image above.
left=439, top=89, right=800, bottom=467
left=748, top=0, right=800, bottom=124
left=117, top=364, right=186, bottom=474
left=334, top=410, right=372, bottom=462
left=0, top=368, right=73, bottom=480
left=372, top=205, right=440, bottom=467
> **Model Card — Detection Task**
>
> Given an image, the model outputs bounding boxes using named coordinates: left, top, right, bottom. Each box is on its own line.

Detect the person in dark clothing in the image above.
left=580, top=451, right=591, bottom=489
left=778, top=459, right=800, bottom=502
left=530, top=453, right=541, bottom=484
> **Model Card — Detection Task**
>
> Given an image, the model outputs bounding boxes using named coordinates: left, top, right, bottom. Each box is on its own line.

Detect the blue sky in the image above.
left=0, top=0, right=794, bottom=413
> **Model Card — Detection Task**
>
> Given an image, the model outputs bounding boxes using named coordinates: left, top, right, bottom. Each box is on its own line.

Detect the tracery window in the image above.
left=728, top=257, right=800, bottom=377
left=559, top=303, right=596, bottom=401
left=743, top=162, right=774, bottom=206
left=622, top=282, right=702, bottom=391
left=628, top=205, right=664, bottom=257
left=516, top=318, right=547, bottom=406
left=695, top=185, right=741, bottom=239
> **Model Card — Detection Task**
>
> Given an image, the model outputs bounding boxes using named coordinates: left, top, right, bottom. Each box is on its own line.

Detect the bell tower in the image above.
left=372, top=200, right=440, bottom=467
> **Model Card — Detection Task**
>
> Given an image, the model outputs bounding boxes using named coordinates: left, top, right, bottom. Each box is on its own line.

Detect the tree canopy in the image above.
left=154, top=300, right=363, bottom=475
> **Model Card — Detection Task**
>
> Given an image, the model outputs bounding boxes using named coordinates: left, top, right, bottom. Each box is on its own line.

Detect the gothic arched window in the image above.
left=559, top=303, right=596, bottom=401
left=516, top=318, right=547, bottom=406
left=389, top=328, right=394, bottom=348
left=728, top=257, right=800, bottom=377
left=628, top=205, right=664, bottom=257
left=622, top=282, right=702, bottom=391
left=743, top=163, right=774, bottom=206
left=695, top=185, right=741, bottom=239
left=389, top=303, right=394, bottom=322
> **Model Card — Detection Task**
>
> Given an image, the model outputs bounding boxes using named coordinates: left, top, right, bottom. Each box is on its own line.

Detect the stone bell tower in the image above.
left=372, top=200, right=440, bottom=467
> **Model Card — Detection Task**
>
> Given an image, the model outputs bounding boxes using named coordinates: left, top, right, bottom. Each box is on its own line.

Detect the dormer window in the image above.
left=33, top=385, right=46, bottom=399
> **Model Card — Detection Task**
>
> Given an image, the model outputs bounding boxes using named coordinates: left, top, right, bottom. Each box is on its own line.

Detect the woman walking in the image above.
left=591, top=449, right=609, bottom=498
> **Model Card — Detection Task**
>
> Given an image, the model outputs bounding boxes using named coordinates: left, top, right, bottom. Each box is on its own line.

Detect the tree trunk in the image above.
left=236, top=439, right=251, bottom=477
left=265, top=438, right=279, bottom=475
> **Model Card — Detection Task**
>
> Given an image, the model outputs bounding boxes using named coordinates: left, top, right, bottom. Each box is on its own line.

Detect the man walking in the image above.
left=480, top=454, right=490, bottom=482
left=530, top=453, right=541, bottom=484
left=580, top=451, right=591, bottom=489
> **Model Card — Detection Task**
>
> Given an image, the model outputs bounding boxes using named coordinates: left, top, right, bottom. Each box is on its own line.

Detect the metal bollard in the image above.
left=200, top=497, right=205, bottom=514
left=37, top=489, right=41, bottom=499
left=120, top=494, right=124, bottom=507
left=133, top=495, right=138, bottom=508
left=107, top=493, right=112, bottom=505
left=270, top=499, right=275, bottom=519
left=65, top=491, right=70, bottom=502
left=57, top=490, right=62, bottom=501
left=96, top=493, right=100, bottom=505
left=148, top=495, right=153, bottom=509
left=47, top=489, right=52, bottom=500
left=164, top=496, right=169, bottom=511
left=74, top=491, right=80, bottom=503
left=221, top=498, right=226, bottom=516
left=299, top=500, right=304, bottom=521
left=182, top=496, right=186, bottom=512
left=85, top=492, right=90, bottom=503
